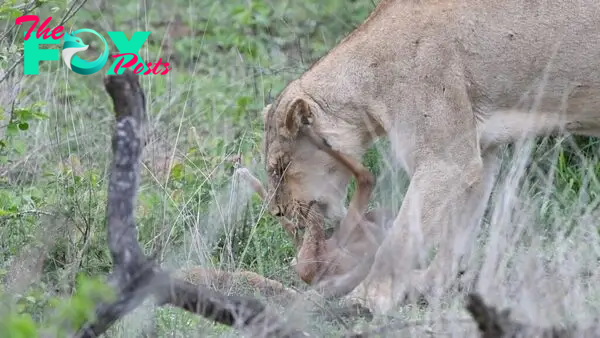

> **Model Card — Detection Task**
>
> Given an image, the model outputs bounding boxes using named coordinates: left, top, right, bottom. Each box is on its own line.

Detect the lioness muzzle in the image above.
left=235, top=147, right=391, bottom=298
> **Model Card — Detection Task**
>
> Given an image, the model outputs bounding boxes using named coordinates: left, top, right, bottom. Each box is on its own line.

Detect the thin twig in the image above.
left=0, top=0, right=38, bottom=44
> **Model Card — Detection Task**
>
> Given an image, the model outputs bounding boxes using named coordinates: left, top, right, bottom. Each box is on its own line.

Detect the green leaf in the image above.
left=14, top=108, right=33, bottom=121
left=32, top=112, right=49, bottom=120
left=18, top=122, right=29, bottom=131
left=0, top=209, right=15, bottom=216
left=236, top=96, right=251, bottom=109
left=12, top=140, right=25, bottom=155
left=169, top=163, right=184, bottom=181
left=0, top=8, right=23, bottom=20
left=6, top=122, right=19, bottom=136
left=0, top=313, right=38, bottom=338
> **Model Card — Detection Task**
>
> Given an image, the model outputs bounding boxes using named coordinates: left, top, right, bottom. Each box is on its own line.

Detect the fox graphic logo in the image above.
left=15, top=15, right=173, bottom=76
left=61, top=29, right=109, bottom=75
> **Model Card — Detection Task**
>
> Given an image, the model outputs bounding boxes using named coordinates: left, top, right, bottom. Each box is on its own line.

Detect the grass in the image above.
left=1, top=0, right=600, bottom=336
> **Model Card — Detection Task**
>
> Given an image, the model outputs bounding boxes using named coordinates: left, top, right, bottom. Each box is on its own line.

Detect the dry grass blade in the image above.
left=70, top=70, right=306, bottom=338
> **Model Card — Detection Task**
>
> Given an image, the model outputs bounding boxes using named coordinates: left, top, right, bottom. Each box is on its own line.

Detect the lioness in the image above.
left=262, top=0, right=600, bottom=314
left=236, top=166, right=395, bottom=297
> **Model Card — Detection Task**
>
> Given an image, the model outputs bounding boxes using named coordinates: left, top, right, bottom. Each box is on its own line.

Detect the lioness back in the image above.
left=263, top=0, right=600, bottom=227
left=299, top=0, right=600, bottom=152
left=322, top=0, right=600, bottom=96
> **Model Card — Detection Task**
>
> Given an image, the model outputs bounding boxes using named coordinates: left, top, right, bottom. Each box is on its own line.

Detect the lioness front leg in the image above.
left=362, top=78, right=486, bottom=314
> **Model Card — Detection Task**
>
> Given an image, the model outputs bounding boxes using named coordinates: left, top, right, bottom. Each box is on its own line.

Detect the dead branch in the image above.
left=465, top=293, right=600, bottom=338
left=71, top=71, right=306, bottom=338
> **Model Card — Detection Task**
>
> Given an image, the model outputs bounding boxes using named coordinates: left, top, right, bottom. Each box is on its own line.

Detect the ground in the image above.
left=1, top=0, right=600, bottom=337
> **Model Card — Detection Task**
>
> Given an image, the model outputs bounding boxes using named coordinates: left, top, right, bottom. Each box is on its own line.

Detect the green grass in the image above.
left=1, top=0, right=600, bottom=336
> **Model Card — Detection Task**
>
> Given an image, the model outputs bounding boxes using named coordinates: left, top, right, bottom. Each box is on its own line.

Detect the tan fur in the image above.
left=263, top=0, right=600, bottom=314
left=294, top=207, right=395, bottom=298
left=178, top=267, right=297, bottom=298
left=236, top=166, right=395, bottom=297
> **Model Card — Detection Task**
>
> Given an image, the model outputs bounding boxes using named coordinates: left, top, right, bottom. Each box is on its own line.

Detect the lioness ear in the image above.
left=285, top=98, right=313, bottom=137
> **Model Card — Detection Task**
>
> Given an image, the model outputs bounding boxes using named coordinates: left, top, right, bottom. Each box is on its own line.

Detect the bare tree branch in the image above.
left=465, top=293, right=600, bottom=338
left=70, top=70, right=306, bottom=338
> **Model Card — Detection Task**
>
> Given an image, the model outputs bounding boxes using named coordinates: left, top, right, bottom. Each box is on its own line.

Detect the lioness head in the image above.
left=262, top=81, right=355, bottom=224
